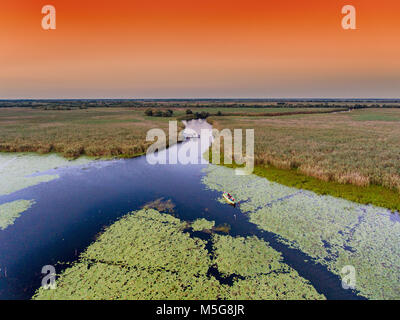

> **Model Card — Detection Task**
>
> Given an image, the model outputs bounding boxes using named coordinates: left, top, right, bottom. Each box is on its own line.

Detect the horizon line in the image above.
left=1, top=98, right=400, bottom=101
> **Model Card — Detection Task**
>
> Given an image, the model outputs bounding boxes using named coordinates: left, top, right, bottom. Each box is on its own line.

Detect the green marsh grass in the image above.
left=1, top=106, right=344, bottom=159
left=210, top=109, right=400, bottom=192
left=209, top=108, right=400, bottom=210
left=0, top=108, right=174, bottom=158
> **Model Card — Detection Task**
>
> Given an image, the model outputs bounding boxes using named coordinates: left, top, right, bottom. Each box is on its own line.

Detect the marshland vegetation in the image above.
left=1, top=117, right=398, bottom=300
left=33, top=208, right=324, bottom=300
left=209, top=108, right=400, bottom=210
left=0, top=152, right=91, bottom=196
left=203, top=165, right=400, bottom=300
left=0, top=152, right=92, bottom=232
left=0, top=107, right=174, bottom=158
left=0, top=101, right=350, bottom=158
left=1, top=100, right=399, bottom=207
left=0, top=200, right=34, bottom=230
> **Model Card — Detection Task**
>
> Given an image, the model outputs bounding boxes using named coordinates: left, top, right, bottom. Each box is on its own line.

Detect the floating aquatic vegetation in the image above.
left=250, top=196, right=400, bottom=300
left=0, top=199, right=35, bottom=230
left=212, top=235, right=285, bottom=277
left=191, top=218, right=215, bottom=232
left=33, top=209, right=323, bottom=300
left=212, top=234, right=324, bottom=300
left=250, top=194, right=362, bottom=259
left=34, top=262, right=228, bottom=300
left=0, top=153, right=92, bottom=196
left=81, top=209, right=209, bottom=275
left=213, top=223, right=231, bottom=234
left=202, top=165, right=298, bottom=213
left=228, top=273, right=324, bottom=300
left=142, top=198, right=176, bottom=213
left=202, top=165, right=400, bottom=300
left=334, top=207, right=400, bottom=299
left=33, top=209, right=225, bottom=300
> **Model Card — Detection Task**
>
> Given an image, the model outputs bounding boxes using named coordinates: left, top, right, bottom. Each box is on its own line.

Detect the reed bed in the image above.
left=0, top=108, right=172, bottom=158
left=0, top=106, right=338, bottom=159
left=210, top=108, right=400, bottom=192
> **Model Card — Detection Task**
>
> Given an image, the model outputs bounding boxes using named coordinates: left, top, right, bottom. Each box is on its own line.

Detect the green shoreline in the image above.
left=219, top=160, right=400, bottom=212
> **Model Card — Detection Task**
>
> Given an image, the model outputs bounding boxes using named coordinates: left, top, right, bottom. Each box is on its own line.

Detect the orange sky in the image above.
left=1, top=0, right=399, bottom=98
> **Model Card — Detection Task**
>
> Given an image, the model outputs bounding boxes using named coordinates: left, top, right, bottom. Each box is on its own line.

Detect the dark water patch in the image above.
left=206, top=265, right=245, bottom=286
left=183, top=217, right=364, bottom=299
left=184, top=228, right=245, bottom=287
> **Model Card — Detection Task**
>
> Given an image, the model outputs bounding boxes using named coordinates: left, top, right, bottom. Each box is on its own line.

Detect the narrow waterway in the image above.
left=0, top=120, right=396, bottom=299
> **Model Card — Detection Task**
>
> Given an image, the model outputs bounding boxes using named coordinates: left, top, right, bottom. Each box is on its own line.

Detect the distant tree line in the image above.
left=145, top=109, right=174, bottom=117
left=1, top=100, right=400, bottom=110
left=145, top=108, right=222, bottom=119
left=183, top=109, right=216, bottom=119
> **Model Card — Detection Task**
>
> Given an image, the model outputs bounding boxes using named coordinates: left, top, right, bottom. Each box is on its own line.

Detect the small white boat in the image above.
left=183, top=131, right=200, bottom=139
